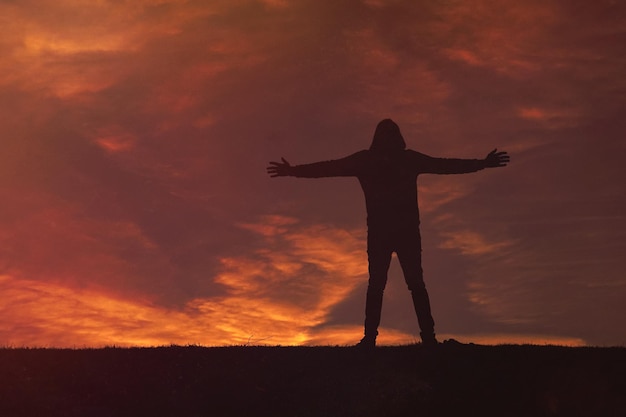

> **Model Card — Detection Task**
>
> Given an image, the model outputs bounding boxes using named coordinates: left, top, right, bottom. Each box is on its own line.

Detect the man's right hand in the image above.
left=484, top=149, right=510, bottom=168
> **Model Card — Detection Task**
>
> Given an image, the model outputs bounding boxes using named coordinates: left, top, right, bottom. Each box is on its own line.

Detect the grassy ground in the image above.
left=0, top=342, right=624, bottom=416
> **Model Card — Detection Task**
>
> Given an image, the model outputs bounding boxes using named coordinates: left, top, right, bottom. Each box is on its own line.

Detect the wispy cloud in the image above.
left=0, top=216, right=415, bottom=347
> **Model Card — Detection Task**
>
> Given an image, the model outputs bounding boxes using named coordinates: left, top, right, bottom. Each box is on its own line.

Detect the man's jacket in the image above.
left=290, top=149, right=486, bottom=230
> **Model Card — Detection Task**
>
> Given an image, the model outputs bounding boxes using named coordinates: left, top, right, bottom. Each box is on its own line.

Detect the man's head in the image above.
left=370, top=119, right=406, bottom=153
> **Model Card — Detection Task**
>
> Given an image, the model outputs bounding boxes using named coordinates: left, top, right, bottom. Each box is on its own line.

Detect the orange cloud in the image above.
left=206, top=216, right=372, bottom=344
left=0, top=215, right=415, bottom=347
left=0, top=0, right=224, bottom=97
left=259, top=0, right=290, bottom=8
left=418, top=179, right=472, bottom=214
left=341, top=28, right=452, bottom=124
left=95, top=134, right=138, bottom=153
left=443, top=48, right=484, bottom=67
left=0, top=208, right=591, bottom=348
left=237, top=215, right=300, bottom=237
left=465, top=279, right=538, bottom=326
left=0, top=270, right=334, bottom=348
left=438, top=230, right=515, bottom=256
left=305, top=325, right=419, bottom=346
left=0, top=267, right=586, bottom=348
left=0, top=274, right=194, bottom=347
left=437, top=1, right=556, bottom=77
left=517, top=106, right=581, bottom=129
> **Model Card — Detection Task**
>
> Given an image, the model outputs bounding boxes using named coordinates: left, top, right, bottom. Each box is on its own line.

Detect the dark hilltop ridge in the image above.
left=1, top=342, right=625, bottom=417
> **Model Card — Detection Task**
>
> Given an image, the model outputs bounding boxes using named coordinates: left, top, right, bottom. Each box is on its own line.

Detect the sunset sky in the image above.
left=1, top=0, right=625, bottom=348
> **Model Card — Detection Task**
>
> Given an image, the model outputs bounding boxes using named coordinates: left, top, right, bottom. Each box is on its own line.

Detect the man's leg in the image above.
left=396, top=233, right=437, bottom=345
left=359, top=233, right=392, bottom=346
left=410, top=283, right=437, bottom=345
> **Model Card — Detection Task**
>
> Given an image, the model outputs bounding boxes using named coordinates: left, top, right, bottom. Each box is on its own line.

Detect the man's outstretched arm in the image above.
left=418, top=148, right=510, bottom=174
left=267, top=152, right=365, bottom=178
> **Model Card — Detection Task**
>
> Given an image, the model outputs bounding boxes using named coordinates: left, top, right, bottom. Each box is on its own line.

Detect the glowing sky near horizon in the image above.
left=1, top=0, right=625, bottom=347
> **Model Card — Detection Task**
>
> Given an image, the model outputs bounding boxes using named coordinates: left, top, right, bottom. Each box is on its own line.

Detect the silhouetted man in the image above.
left=267, top=119, right=509, bottom=348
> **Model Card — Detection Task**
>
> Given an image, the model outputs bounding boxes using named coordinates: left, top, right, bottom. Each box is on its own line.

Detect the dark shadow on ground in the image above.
left=1, top=343, right=624, bottom=417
